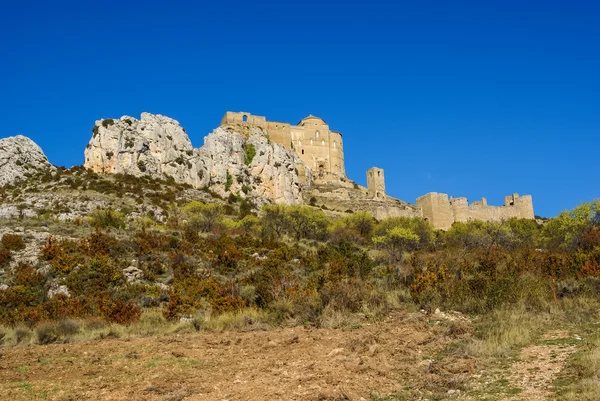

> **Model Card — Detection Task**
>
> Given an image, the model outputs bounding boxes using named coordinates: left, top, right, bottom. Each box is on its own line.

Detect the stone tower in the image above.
left=367, top=167, right=385, bottom=199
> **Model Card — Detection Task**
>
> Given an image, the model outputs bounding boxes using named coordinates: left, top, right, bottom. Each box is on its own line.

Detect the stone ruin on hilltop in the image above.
left=219, top=112, right=534, bottom=229
left=0, top=111, right=533, bottom=230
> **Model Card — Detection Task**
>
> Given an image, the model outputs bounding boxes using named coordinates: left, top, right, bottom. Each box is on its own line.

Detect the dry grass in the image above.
left=466, top=305, right=550, bottom=358
left=199, top=308, right=276, bottom=332
left=319, top=306, right=363, bottom=329
left=555, top=330, right=600, bottom=400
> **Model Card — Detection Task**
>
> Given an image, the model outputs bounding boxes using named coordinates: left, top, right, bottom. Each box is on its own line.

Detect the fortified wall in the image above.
left=416, top=192, right=535, bottom=230
left=221, top=112, right=345, bottom=177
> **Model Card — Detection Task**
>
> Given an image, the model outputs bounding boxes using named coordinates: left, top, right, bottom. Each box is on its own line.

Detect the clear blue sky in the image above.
left=1, top=0, right=598, bottom=217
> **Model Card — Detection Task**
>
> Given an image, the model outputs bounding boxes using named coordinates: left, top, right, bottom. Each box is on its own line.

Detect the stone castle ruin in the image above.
left=221, top=111, right=535, bottom=230
left=416, top=192, right=534, bottom=231
left=221, top=112, right=345, bottom=178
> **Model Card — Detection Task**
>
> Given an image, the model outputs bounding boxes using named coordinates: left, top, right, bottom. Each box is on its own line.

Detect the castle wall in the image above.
left=221, top=112, right=267, bottom=127
left=265, top=121, right=293, bottom=151
left=418, top=192, right=535, bottom=230
left=416, top=192, right=455, bottom=231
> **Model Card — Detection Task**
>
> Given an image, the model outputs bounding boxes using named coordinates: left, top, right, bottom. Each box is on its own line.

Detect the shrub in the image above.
left=2, top=234, right=25, bottom=251
left=35, top=322, right=58, bottom=344
left=0, top=248, right=11, bottom=268
left=239, top=198, right=254, bottom=218
left=372, top=226, right=419, bottom=262
left=183, top=201, right=224, bottom=233
left=100, top=298, right=141, bottom=325
left=14, top=326, right=32, bottom=344
left=225, top=172, right=233, bottom=191
left=244, top=143, right=256, bottom=165
left=101, top=118, right=115, bottom=128
left=88, top=208, right=126, bottom=230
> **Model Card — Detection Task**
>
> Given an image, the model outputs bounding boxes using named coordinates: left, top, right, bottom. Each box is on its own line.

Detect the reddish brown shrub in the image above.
left=1, top=234, right=25, bottom=251
left=0, top=248, right=11, bottom=268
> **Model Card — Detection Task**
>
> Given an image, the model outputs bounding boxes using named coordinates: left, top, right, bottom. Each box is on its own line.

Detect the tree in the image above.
left=261, top=204, right=291, bottom=239
left=183, top=201, right=224, bottom=233
left=286, top=205, right=330, bottom=241
left=374, top=217, right=434, bottom=250
left=372, top=226, right=419, bottom=262
left=541, top=200, right=600, bottom=251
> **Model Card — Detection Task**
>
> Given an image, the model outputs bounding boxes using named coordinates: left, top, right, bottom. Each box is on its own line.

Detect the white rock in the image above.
left=123, top=265, right=143, bottom=282
left=48, top=283, right=70, bottom=298
left=84, top=113, right=308, bottom=204
left=0, top=135, right=55, bottom=186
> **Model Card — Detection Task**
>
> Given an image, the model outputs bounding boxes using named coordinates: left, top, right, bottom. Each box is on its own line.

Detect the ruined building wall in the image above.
left=417, top=192, right=535, bottom=230
left=367, top=167, right=386, bottom=199
left=416, top=193, right=456, bottom=231
left=221, top=112, right=345, bottom=177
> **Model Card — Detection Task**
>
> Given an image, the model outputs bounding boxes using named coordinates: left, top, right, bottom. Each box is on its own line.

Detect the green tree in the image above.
left=261, top=204, right=291, bottom=239
left=372, top=226, right=419, bottom=262
left=374, top=217, right=434, bottom=250
left=286, top=205, right=330, bottom=241
left=183, top=201, right=224, bottom=233
left=541, top=200, right=600, bottom=251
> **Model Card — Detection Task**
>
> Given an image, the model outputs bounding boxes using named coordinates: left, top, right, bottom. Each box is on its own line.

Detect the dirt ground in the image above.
left=507, top=331, right=578, bottom=401
left=0, top=311, right=476, bottom=401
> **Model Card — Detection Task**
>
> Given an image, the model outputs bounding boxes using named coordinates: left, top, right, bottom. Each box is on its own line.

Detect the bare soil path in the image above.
left=465, top=329, right=580, bottom=401
left=507, top=330, right=577, bottom=401
left=0, top=312, right=474, bottom=401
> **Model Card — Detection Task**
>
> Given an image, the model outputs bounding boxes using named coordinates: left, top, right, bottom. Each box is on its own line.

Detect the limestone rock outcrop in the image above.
left=0, top=135, right=54, bottom=187
left=84, top=113, right=308, bottom=204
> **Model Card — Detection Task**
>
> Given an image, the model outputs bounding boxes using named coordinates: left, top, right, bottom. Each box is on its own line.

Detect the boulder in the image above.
left=0, top=135, right=54, bottom=186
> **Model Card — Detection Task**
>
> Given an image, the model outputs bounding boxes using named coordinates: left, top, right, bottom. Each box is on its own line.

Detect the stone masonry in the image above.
left=221, top=112, right=345, bottom=178
left=416, top=192, right=535, bottom=230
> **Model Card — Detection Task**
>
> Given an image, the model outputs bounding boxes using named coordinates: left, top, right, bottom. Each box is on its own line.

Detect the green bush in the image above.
left=244, top=143, right=256, bottom=165
left=225, top=172, right=233, bottom=191
left=88, top=208, right=127, bottom=230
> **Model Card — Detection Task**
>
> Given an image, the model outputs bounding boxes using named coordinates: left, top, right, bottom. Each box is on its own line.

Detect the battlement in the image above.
left=221, top=111, right=345, bottom=177
left=417, top=192, right=535, bottom=230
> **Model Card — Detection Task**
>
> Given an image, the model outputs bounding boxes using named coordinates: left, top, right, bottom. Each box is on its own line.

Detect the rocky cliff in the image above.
left=84, top=113, right=308, bottom=204
left=0, top=135, right=54, bottom=186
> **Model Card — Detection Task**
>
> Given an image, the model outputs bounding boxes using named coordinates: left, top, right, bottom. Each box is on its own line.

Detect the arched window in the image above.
left=321, top=140, right=325, bottom=145
left=302, top=149, right=305, bottom=154
left=333, top=141, right=336, bottom=148
left=242, top=115, right=248, bottom=122
left=310, top=139, right=313, bottom=145
left=298, top=140, right=301, bottom=146
left=316, top=131, right=319, bottom=138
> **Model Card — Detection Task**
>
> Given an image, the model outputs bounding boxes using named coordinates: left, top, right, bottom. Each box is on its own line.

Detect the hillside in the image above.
left=0, top=121, right=599, bottom=400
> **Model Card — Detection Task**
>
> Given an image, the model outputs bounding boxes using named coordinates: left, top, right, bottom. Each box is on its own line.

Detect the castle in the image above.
left=221, top=112, right=535, bottom=230
left=221, top=112, right=345, bottom=177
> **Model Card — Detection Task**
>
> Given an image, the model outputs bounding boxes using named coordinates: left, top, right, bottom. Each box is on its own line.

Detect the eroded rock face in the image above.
left=0, top=135, right=54, bottom=186
left=84, top=113, right=308, bottom=204
left=84, top=113, right=204, bottom=187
